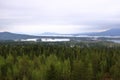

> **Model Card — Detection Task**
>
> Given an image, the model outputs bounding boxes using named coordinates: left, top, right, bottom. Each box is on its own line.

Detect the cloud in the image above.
left=4, top=24, right=106, bottom=35
left=0, top=0, right=120, bottom=34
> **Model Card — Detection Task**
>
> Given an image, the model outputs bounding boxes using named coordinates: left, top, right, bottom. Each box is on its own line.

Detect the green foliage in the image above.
left=0, top=42, right=119, bottom=80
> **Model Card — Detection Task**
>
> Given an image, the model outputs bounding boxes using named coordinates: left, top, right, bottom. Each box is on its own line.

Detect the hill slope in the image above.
left=88, top=28, right=120, bottom=36
left=0, top=32, right=39, bottom=40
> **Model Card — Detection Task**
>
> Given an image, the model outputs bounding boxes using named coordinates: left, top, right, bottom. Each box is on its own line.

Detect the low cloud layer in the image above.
left=0, top=0, right=120, bottom=34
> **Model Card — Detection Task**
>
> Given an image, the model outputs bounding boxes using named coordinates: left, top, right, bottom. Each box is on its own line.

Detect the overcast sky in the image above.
left=0, top=0, right=120, bottom=35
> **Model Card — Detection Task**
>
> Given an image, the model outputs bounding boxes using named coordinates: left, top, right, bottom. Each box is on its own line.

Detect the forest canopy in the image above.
left=0, top=42, right=120, bottom=80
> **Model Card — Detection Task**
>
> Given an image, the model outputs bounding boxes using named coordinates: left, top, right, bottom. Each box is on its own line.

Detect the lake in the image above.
left=108, top=40, right=120, bottom=43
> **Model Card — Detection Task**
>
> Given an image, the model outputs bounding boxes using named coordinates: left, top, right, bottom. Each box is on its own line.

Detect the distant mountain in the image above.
left=88, top=28, right=120, bottom=36
left=0, top=32, right=39, bottom=40
left=0, top=28, right=120, bottom=40
left=40, top=32, right=60, bottom=35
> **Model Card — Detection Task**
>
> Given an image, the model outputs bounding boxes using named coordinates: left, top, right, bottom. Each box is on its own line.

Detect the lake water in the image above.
left=108, top=40, right=120, bottom=43
left=41, top=38, right=70, bottom=42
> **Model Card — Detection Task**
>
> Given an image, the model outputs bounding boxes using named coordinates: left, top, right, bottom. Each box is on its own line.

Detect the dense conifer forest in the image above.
left=0, top=41, right=120, bottom=80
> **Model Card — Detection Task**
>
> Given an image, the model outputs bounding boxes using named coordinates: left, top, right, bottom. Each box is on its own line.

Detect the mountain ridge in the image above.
left=0, top=32, right=39, bottom=40
left=87, top=28, right=120, bottom=36
left=0, top=28, right=120, bottom=40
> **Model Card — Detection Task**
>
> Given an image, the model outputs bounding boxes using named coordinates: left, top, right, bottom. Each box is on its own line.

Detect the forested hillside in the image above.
left=0, top=42, right=120, bottom=80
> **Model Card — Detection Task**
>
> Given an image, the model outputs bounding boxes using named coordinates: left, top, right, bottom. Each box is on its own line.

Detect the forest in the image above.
left=0, top=41, right=120, bottom=80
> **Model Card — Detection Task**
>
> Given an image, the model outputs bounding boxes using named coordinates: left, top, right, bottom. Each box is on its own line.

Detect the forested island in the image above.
left=0, top=41, right=120, bottom=80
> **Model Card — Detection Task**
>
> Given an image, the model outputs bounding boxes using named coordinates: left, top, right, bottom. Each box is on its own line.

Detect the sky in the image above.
left=0, top=0, right=120, bottom=35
